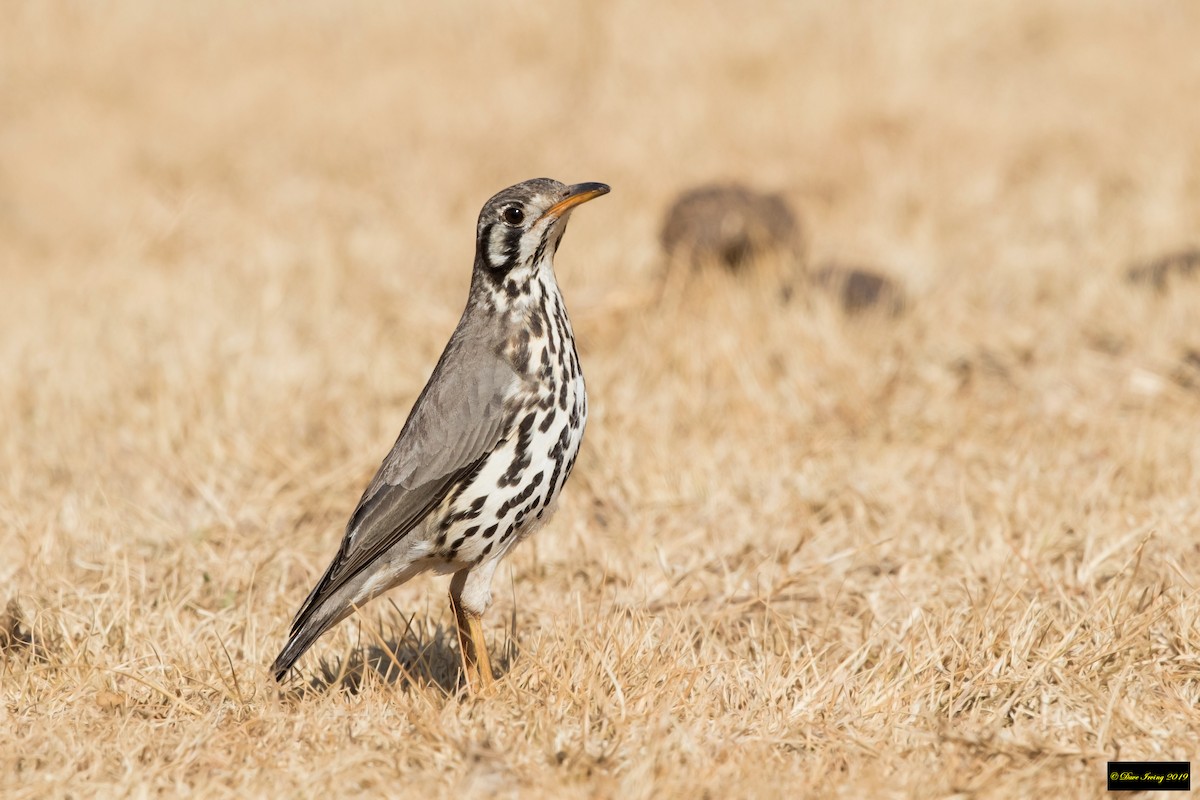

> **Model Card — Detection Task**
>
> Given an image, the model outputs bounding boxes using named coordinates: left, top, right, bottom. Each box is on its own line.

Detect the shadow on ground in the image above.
left=282, top=614, right=519, bottom=697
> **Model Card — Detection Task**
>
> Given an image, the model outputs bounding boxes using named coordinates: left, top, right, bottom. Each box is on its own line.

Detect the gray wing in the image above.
left=288, top=319, right=518, bottom=632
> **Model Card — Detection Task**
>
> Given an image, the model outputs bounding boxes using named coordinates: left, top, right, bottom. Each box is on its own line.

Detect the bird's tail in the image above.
left=272, top=582, right=349, bottom=681
left=273, top=625, right=320, bottom=682
left=273, top=546, right=419, bottom=681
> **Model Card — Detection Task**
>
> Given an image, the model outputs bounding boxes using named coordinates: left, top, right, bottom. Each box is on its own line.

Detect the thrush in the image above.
left=273, top=178, right=609, bottom=691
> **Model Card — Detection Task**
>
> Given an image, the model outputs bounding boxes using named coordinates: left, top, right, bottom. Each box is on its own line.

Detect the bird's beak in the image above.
left=541, top=182, right=610, bottom=221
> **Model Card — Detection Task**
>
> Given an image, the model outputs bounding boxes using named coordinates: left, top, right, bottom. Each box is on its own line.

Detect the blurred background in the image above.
left=6, top=2, right=1197, bottom=273
left=2, top=2, right=1199, bottom=796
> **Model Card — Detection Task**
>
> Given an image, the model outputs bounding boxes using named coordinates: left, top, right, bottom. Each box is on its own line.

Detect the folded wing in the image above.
left=280, top=320, right=518, bottom=657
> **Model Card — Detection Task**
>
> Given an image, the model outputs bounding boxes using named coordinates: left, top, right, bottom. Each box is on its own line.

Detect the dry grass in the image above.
left=3, top=2, right=1200, bottom=797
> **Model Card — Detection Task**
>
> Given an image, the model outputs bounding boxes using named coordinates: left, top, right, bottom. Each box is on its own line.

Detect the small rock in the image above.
left=1129, top=367, right=1167, bottom=398
left=0, top=600, right=33, bottom=653
left=1171, top=349, right=1200, bottom=390
left=95, top=690, right=128, bottom=711
left=660, top=183, right=803, bottom=271
left=810, top=261, right=906, bottom=315
left=1125, top=248, right=1200, bottom=291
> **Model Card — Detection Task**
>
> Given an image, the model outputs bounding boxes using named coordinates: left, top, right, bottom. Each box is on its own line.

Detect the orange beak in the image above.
left=541, top=182, right=610, bottom=221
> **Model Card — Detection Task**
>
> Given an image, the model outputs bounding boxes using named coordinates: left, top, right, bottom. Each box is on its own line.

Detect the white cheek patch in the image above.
left=489, top=227, right=515, bottom=267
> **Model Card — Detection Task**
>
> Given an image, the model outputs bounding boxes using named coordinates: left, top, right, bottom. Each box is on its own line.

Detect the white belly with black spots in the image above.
left=432, top=371, right=586, bottom=567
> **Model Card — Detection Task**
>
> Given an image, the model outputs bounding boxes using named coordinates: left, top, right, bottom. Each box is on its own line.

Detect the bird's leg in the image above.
left=462, top=609, right=495, bottom=693
left=449, top=570, right=495, bottom=693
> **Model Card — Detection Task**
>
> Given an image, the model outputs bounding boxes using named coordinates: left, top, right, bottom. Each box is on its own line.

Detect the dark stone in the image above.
left=1126, top=248, right=1200, bottom=291
left=810, top=261, right=906, bottom=315
left=660, top=183, right=804, bottom=271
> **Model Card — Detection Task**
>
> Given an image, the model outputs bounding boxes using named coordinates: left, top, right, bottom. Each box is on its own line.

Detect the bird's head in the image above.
left=473, top=179, right=609, bottom=294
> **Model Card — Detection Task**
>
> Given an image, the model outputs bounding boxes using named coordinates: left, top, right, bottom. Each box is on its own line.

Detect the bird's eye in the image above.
left=502, top=206, right=525, bottom=226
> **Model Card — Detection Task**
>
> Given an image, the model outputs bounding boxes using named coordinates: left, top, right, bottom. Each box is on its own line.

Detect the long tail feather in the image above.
left=272, top=600, right=343, bottom=681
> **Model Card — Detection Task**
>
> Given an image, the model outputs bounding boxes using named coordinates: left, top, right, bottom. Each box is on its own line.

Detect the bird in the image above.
left=273, top=178, right=610, bottom=692
left=660, top=182, right=804, bottom=272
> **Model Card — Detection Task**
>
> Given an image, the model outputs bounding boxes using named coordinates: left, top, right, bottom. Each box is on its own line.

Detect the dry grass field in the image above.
left=3, top=2, right=1200, bottom=797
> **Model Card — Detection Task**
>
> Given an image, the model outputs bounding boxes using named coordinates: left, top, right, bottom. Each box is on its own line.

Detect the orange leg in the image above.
left=449, top=576, right=495, bottom=693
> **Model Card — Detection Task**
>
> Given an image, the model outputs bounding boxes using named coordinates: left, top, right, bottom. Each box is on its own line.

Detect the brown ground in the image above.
left=2, top=2, right=1199, bottom=797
